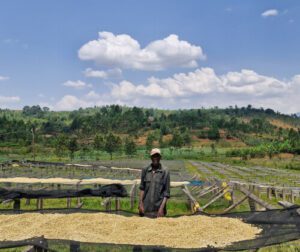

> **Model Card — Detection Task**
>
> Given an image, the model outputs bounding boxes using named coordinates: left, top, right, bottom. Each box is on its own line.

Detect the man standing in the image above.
left=138, top=148, right=170, bottom=218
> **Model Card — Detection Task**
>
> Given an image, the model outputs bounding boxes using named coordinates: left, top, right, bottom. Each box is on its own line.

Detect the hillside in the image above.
left=0, top=105, right=299, bottom=164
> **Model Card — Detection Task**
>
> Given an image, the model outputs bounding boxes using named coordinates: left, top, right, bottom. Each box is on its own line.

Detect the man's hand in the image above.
left=157, top=207, right=164, bottom=218
left=138, top=202, right=145, bottom=216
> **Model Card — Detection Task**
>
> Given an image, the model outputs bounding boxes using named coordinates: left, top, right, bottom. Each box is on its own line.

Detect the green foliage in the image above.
left=207, top=126, right=220, bottom=140
left=104, top=133, right=122, bottom=160
left=68, top=136, right=79, bottom=160
left=93, top=134, right=104, bottom=151
left=1, top=104, right=300, bottom=159
left=54, top=134, right=68, bottom=159
left=146, top=133, right=156, bottom=151
left=22, top=105, right=45, bottom=118
left=170, top=130, right=184, bottom=148
left=124, top=137, right=137, bottom=157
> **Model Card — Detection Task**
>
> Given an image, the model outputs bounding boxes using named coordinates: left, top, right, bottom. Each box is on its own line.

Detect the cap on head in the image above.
left=150, top=148, right=161, bottom=157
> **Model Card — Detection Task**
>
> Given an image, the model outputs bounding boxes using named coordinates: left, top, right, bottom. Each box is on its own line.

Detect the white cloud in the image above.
left=55, top=92, right=114, bottom=111
left=261, top=9, right=279, bottom=17
left=109, top=68, right=300, bottom=113
left=0, top=76, right=9, bottom=81
left=112, top=68, right=288, bottom=99
left=63, top=80, right=92, bottom=89
left=51, top=69, right=300, bottom=114
left=78, top=31, right=205, bottom=71
left=220, top=69, right=287, bottom=95
left=0, top=96, right=20, bottom=103
left=55, top=95, right=92, bottom=110
left=84, top=68, right=122, bottom=79
left=85, top=90, right=102, bottom=100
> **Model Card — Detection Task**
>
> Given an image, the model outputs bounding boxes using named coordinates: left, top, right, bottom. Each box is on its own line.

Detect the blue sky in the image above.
left=0, top=0, right=300, bottom=113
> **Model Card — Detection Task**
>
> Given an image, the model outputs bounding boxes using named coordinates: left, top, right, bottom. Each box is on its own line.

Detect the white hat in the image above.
left=150, top=148, right=161, bottom=156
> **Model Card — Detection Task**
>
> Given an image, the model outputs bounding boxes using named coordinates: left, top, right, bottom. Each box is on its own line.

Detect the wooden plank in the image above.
left=239, top=187, right=275, bottom=210
left=207, top=185, right=229, bottom=202
left=277, top=201, right=296, bottom=208
left=182, top=185, right=200, bottom=212
left=198, top=184, right=218, bottom=197
left=199, top=190, right=231, bottom=212
left=221, top=194, right=249, bottom=214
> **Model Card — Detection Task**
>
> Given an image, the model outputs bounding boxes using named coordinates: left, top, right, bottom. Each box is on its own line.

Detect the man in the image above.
left=138, top=148, right=170, bottom=218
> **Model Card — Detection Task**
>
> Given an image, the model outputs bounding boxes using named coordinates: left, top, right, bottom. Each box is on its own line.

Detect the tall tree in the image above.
left=104, top=133, right=122, bottom=160
left=170, top=130, right=184, bottom=148
left=94, top=134, right=104, bottom=151
left=68, top=136, right=79, bottom=160
left=146, top=133, right=155, bottom=151
left=54, top=134, right=68, bottom=159
left=124, top=137, right=137, bottom=157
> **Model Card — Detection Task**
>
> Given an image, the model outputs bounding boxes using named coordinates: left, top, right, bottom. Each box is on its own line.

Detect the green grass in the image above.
left=256, top=240, right=300, bottom=252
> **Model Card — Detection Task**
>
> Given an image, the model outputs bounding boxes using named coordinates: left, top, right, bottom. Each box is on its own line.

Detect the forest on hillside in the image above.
left=0, top=105, right=300, bottom=161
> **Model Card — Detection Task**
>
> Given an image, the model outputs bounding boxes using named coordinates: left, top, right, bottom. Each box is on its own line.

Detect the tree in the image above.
left=104, top=133, right=122, bottom=160
left=146, top=133, right=155, bottom=151
left=181, top=130, right=191, bottom=146
left=94, top=134, right=104, bottom=151
left=68, top=136, right=79, bottom=160
left=207, top=126, right=220, bottom=140
left=54, top=134, right=68, bottom=159
left=170, top=130, right=184, bottom=148
left=124, top=137, right=137, bottom=157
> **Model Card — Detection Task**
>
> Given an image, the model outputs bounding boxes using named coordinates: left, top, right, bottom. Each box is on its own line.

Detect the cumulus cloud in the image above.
left=55, top=95, right=93, bottom=110
left=85, top=90, right=102, bottom=100
left=84, top=68, right=122, bottom=79
left=111, top=68, right=288, bottom=100
left=0, top=75, right=9, bottom=81
left=0, top=96, right=20, bottom=103
left=261, top=9, right=279, bottom=17
left=63, top=80, right=92, bottom=89
left=78, top=32, right=205, bottom=71
left=55, top=92, right=114, bottom=111
left=52, top=69, right=300, bottom=113
left=220, top=69, right=287, bottom=95
left=109, top=68, right=299, bottom=113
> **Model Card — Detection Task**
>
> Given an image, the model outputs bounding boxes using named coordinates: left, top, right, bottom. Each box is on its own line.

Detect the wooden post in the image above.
left=248, top=198, right=257, bottom=211
left=267, top=187, right=272, bottom=199
left=115, top=197, right=121, bottom=211
left=13, top=199, right=21, bottom=211
left=274, top=189, right=279, bottom=199
left=291, top=190, right=295, bottom=203
left=36, top=198, right=40, bottom=210
left=102, top=198, right=112, bottom=212
left=26, top=185, right=33, bottom=206
left=130, top=182, right=137, bottom=209
left=67, top=197, right=71, bottom=208
left=76, top=184, right=81, bottom=207
left=282, top=189, right=287, bottom=201
left=40, top=198, right=44, bottom=209
left=70, top=241, right=80, bottom=252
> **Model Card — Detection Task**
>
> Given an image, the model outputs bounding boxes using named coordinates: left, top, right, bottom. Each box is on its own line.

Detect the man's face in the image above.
left=151, top=154, right=161, bottom=166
